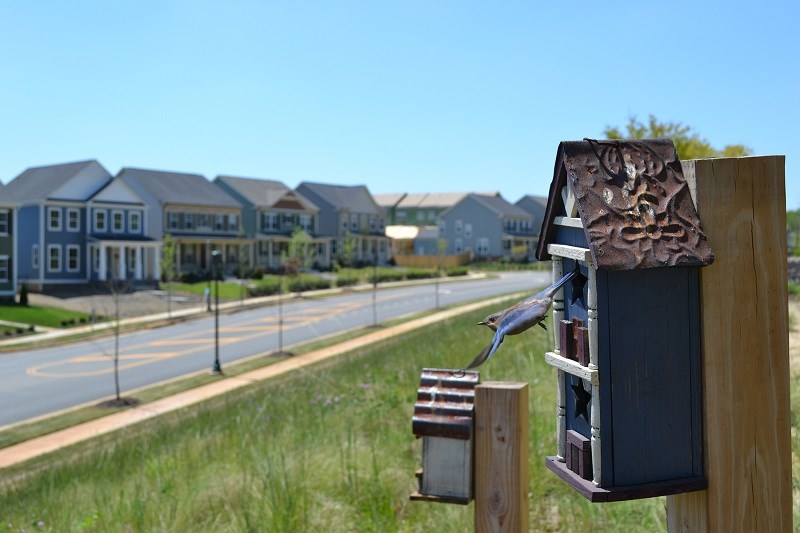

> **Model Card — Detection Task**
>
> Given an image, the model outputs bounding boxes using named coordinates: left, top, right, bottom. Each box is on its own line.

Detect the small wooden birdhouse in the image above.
left=536, top=139, right=713, bottom=502
left=410, top=368, right=479, bottom=504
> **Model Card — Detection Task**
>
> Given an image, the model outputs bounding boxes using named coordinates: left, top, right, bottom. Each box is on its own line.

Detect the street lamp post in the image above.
left=211, top=249, right=223, bottom=375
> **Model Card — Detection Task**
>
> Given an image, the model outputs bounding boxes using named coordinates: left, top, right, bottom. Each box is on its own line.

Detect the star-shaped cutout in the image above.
left=571, top=379, right=591, bottom=422
left=570, top=271, right=587, bottom=307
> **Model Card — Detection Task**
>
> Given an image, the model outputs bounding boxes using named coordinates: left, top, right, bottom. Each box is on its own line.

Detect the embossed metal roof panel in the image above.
left=412, top=368, right=479, bottom=440
left=536, top=139, right=714, bottom=270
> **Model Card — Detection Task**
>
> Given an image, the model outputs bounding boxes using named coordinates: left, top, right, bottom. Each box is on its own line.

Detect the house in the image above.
left=214, top=175, right=331, bottom=270
left=537, top=139, right=712, bottom=501
left=296, top=182, right=389, bottom=265
left=438, top=193, right=536, bottom=261
left=87, top=178, right=159, bottom=283
left=118, top=167, right=245, bottom=275
left=4, top=160, right=113, bottom=289
left=515, top=194, right=548, bottom=239
left=0, top=186, right=16, bottom=300
left=376, top=192, right=494, bottom=226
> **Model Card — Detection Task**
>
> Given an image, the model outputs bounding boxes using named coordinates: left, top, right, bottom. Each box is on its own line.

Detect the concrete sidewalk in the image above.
left=0, top=290, right=520, bottom=470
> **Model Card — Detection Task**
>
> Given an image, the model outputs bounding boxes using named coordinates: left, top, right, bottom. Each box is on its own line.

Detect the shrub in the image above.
left=368, top=268, right=404, bottom=284
left=335, top=274, right=360, bottom=287
left=247, top=279, right=282, bottom=297
left=404, top=268, right=437, bottom=280
left=446, top=266, right=469, bottom=277
left=18, top=283, right=29, bottom=306
left=287, top=275, right=331, bottom=293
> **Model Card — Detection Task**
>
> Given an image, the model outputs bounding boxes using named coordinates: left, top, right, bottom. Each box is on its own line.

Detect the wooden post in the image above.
left=474, top=382, right=529, bottom=532
left=667, top=156, right=791, bottom=531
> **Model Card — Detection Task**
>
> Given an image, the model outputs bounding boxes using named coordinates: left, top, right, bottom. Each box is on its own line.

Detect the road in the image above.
left=0, top=271, right=550, bottom=427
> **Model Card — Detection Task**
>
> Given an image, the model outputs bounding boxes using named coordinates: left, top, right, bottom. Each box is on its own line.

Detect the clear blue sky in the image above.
left=1, top=1, right=798, bottom=209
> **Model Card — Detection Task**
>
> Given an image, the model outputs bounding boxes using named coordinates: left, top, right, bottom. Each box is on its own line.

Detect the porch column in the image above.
left=98, top=245, right=107, bottom=281
left=118, top=245, right=126, bottom=279
left=268, top=240, right=273, bottom=267
left=135, top=246, right=143, bottom=280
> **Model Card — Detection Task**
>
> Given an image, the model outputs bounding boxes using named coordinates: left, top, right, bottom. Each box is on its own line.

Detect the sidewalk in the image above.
left=0, top=288, right=520, bottom=470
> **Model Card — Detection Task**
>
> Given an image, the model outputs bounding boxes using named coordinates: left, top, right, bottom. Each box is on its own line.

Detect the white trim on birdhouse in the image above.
left=545, top=352, right=599, bottom=386
left=561, top=185, right=579, bottom=218
left=548, top=243, right=593, bottom=265
left=554, top=215, right=582, bottom=228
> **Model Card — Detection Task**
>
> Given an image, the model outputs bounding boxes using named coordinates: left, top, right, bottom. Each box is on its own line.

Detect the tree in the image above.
left=603, top=114, right=751, bottom=160
left=96, top=276, right=139, bottom=408
left=281, top=226, right=313, bottom=276
left=160, top=233, right=177, bottom=318
left=788, top=209, right=800, bottom=256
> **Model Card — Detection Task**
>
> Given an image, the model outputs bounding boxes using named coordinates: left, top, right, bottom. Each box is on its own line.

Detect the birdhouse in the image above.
left=536, top=139, right=713, bottom=502
left=410, top=368, right=479, bottom=504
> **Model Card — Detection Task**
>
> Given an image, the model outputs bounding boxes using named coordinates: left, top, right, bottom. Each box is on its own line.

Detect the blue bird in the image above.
left=465, top=268, right=579, bottom=369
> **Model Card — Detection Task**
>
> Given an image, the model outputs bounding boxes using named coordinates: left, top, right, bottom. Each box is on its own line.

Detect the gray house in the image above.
left=295, top=182, right=389, bottom=265
left=4, top=160, right=113, bottom=289
left=515, top=194, right=548, bottom=240
left=118, top=167, right=246, bottom=275
left=214, top=176, right=332, bottom=270
left=0, top=185, right=16, bottom=299
left=438, top=193, right=537, bottom=261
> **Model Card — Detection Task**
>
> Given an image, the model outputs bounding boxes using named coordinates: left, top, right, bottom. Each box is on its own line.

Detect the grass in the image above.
left=0, top=299, right=667, bottom=532
left=0, top=303, right=91, bottom=328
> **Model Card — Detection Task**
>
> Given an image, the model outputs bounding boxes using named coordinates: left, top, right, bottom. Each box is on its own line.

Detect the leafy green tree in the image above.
left=281, top=226, right=312, bottom=276
left=788, top=209, right=800, bottom=256
left=603, top=115, right=751, bottom=160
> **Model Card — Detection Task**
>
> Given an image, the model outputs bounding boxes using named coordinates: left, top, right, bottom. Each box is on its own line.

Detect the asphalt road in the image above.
left=0, top=271, right=550, bottom=427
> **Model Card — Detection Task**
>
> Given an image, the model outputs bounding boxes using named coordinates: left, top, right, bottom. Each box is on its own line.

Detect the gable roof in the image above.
left=536, top=138, right=714, bottom=270
left=472, top=193, right=533, bottom=218
left=373, top=193, right=407, bottom=209
left=296, top=182, right=380, bottom=214
left=215, top=175, right=318, bottom=211
left=118, top=167, right=240, bottom=208
left=4, top=160, right=112, bottom=202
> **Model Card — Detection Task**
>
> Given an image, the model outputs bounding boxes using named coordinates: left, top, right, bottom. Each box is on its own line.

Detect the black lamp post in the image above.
left=211, top=249, right=223, bottom=374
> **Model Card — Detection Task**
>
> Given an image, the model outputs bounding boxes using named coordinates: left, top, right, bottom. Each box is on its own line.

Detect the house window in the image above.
left=0, top=210, right=8, bottom=235
left=465, top=223, right=473, bottom=239
left=396, top=211, right=406, bottom=222
left=350, top=213, right=358, bottom=230
left=428, top=211, right=436, bottom=221
left=32, top=244, right=39, bottom=269
left=215, top=214, right=224, bottom=231
left=112, top=210, right=124, bottom=233
left=67, top=245, right=80, bottom=272
left=478, top=238, right=490, bottom=256
left=66, top=208, right=80, bottom=231
left=48, top=207, right=62, bottom=231
left=47, top=245, right=61, bottom=272
left=502, top=240, right=511, bottom=251
left=198, top=213, right=210, bottom=229
left=127, top=249, right=137, bottom=271
left=455, top=219, right=463, bottom=235
left=0, top=255, right=8, bottom=282
left=262, top=212, right=276, bottom=232
left=369, top=216, right=376, bottom=231
left=169, top=212, right=179, bottom=230
left=129, top=211, right=142, bottom=233
left=228, top=214, right=238, bottom=231
left=438, top=220, right=446, bottom=234
left=94, top=209, right=107, bottom=232
left=300, top=214, right=312, bottom=231
left=182, top=212, right=194, bottom=230
left=416, top=211, right=424, bottom=222
left=454, top=238, right=463, bottom=253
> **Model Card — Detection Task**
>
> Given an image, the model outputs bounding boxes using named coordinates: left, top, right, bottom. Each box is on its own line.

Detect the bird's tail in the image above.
left=544, top=266, right=579, bottom=299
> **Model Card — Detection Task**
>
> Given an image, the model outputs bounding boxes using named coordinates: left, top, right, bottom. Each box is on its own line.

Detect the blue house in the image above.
left=87, top=178, right=158, bottom=283
left=4, top=160, right=113, bottom=289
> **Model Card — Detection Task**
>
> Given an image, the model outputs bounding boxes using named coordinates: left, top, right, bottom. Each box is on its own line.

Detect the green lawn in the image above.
left=0, top=303, right=91, bottom=328
left=0, top=299, right=668, bottom=532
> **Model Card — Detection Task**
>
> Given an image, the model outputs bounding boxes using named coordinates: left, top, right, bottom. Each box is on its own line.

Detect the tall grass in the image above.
left=0, top=301, right=667, bottom=531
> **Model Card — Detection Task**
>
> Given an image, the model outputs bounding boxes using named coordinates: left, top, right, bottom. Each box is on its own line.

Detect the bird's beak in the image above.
left=477, top=320, right=486, bottom=326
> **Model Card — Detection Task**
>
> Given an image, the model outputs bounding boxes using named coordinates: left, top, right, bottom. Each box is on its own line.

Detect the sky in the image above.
left=1, top=1, right=798, bottom=209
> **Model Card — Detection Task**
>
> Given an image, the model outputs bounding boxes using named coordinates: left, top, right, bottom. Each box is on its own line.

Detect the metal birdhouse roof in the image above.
left=412, top=368, right=479, bottom=440
left=536, top=139, right=714, bottom=270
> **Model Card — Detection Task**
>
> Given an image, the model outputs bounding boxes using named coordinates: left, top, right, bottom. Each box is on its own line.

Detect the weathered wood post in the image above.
left=474, top=382, right=529, bottom=532
left=667, top=156, right=791, bottom=531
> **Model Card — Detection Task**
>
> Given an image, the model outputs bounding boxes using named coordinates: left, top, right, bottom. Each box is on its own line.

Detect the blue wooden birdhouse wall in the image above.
left=536, top=139, right=714, bottom=502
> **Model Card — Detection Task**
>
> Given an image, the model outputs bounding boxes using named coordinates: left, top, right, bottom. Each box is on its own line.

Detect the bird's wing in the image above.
left=466, top=331, right=504, bottom=369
